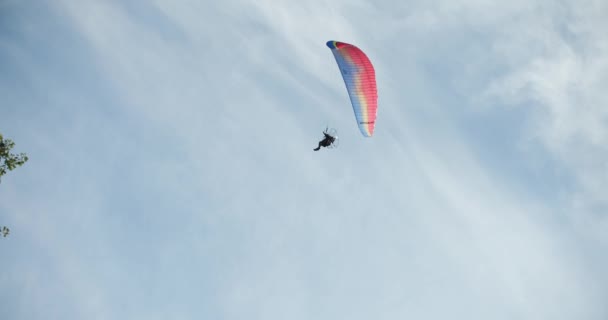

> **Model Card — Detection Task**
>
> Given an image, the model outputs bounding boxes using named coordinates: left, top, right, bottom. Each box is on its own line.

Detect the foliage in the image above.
left=1, top=133, right=28, bottom=239
left=0, top=133, right=28, bottom=183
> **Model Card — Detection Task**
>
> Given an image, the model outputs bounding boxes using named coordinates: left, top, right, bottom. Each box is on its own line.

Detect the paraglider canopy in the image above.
left=326, top=40, right=378, bottom=137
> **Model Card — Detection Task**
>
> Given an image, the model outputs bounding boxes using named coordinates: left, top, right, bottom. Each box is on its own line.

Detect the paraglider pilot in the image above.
left=313, top=130, right=336, bottom=151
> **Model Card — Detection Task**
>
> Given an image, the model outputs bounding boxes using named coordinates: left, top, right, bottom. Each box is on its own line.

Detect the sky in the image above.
left=1, top=0, right=607, bottom=319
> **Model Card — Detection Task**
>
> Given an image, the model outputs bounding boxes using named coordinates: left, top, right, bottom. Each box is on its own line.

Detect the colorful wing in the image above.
left=326, top=40, right=378, bottom=137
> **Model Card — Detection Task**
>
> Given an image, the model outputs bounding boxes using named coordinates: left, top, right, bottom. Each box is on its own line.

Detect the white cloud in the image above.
left=477, top=1, right=608, bottom=235
left=2, top=1, right=607, bottom=319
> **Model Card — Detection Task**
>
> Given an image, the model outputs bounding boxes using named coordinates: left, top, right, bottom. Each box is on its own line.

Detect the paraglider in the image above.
left=312, top=40, right=377, bottom=152
left=326, top=40, right=378, bottom=137
left=313, top=128, right=339, bottom=151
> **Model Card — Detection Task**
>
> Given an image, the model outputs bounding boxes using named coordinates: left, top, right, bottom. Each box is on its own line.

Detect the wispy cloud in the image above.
left=477, top=0, right=608, bottom=239
left=1, top=1, right=606, bottom=319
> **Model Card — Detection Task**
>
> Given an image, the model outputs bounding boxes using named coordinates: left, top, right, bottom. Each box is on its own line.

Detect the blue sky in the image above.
left=1, top=1, right=607, bottom=319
